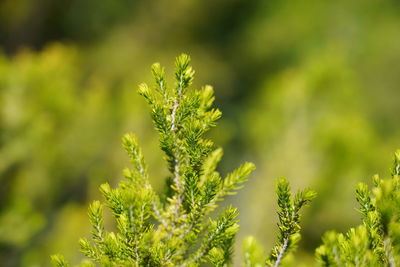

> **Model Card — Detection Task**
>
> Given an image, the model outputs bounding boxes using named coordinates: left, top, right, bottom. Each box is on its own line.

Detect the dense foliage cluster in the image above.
left=51, top=54, right=257, bottom=266
left=316, top=150, right=400, bottom=266
left=50, top=55, right=400, bottom=267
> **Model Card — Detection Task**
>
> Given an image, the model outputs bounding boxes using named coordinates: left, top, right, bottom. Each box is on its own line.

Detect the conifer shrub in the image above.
left=51, top=54, right=251, bottom=266
left=52, top=54, right=400, bottom=267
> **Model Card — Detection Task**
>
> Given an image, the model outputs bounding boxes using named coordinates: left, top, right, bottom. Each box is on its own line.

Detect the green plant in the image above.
left=243, top=177, right=316, bottom=267
left=316, top=150, right=400, bottom=266
left=51, top=54, right=256, bottom=266
left=50, top=53, right=400, bottom=267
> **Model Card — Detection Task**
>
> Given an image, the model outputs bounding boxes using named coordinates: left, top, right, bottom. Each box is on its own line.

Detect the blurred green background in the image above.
left=0, top=0, right=399, bottom=266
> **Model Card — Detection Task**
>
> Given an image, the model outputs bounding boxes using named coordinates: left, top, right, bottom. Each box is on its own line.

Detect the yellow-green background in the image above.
left=0, top=0, right=399, bottom=266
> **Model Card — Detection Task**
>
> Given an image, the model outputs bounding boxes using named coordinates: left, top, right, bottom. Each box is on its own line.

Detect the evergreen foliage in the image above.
left=51, top=54, right=255, bottom=266
left=266, top=178, right=316, bottom=267
left=316, top=150, right=400, bottom=266
left=49, top=53, right=399, bottom=267
left=243, top=178, right=316, bottom=267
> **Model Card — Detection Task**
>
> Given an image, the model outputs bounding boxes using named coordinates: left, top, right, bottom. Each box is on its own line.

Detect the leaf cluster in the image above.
left=316, top=150, right=400, bottom=266
left=51, top=53, right=400, bottom=267
left=52, top=54, right=255, bottom=267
